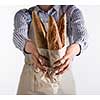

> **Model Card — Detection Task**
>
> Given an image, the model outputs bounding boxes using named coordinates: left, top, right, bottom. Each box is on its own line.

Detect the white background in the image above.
left=0, top=5, right=100, bottom=95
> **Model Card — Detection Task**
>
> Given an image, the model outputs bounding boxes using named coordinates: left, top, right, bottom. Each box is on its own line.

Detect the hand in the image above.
left=32, top=53, right=49, bottom=72
left=25, top=40, right=49, bottom=72
left=51, top=43, right=80, bottom=75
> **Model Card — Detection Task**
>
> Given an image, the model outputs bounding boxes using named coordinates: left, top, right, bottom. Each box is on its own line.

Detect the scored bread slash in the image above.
left=32, top=11, right=48, bottom=49
left=47, top=16, right=62, bottom=50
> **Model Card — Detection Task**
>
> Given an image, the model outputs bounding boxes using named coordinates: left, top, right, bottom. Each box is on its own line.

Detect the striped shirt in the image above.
left=13, top=5, right=88, bottom=55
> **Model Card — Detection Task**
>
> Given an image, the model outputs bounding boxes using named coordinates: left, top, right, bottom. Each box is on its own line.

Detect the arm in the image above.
left=52, top=6, right=88, bottom=75
left=70, top=7, right=88, bottom=54
left=13, top=9, right=31, bottom=52
left=13, top=9, right=49, bottom=71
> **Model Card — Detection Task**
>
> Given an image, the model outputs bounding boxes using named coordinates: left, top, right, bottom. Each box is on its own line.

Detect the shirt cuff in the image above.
left=76, top=43, right=81, bottom=56
left=74, top=41, right=82, bottom=56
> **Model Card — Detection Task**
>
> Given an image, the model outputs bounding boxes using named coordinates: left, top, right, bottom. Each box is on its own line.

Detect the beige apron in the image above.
left=17, top=53, right=76, bottom=95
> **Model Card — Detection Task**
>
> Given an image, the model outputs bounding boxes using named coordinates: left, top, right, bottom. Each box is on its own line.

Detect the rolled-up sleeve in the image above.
left=13, top=9, right=31, bottom=52
left=70, top=7, right=88, bottom=55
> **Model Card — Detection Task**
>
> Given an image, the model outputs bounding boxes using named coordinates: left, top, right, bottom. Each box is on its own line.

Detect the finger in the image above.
left=56, top=64, right=70, bottom=75
left=60, top=58, right=70, bottom=71
left=62, top=64, right=70, bottom=74
left=50, top=60, right=66, bottom=75
left=54, top=58, right=70, bottom=75
left=53, top=60, right=61, bottom=68
left=40, top=55, right=49, bottom=61
left=32, top=54, right=47, bottom=71
left=54, top=58, right=70, bottom=71
left=53, top=54, right=69, bottom=68
left=36, top=55, right=49, bottom=71
left=53, top=57, right=65, bottom=67
left=39, top=55, right=50, bottom=66
left=32, top=53, right=43, bottom=66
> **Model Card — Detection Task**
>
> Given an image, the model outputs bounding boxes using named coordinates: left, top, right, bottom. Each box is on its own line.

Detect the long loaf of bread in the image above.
left=32, top=11, right=47, bottom=49
left=47, top=16, right=62, bottom=50
left=57, top=13, right=67, bottom=47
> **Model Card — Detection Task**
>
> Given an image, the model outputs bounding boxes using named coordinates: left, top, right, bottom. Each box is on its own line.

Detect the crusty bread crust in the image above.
left=32, top=11, right=47, bottom=49
left=57, top=13, right=67, bottom=47
left=32, top=11, right=68, bottom=50
left=47, top=16, right=62, bottom=50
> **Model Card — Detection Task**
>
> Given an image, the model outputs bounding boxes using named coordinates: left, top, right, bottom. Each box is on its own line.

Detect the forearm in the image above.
left=24, top=40, right=39, bottom=57
left=24, top=40, right=34, bottom=54
left=67, top=43, right=81, bottom=57
left=13, top=9, right=31, bottom=52
left=71, top=7, right=88, bottom=55
left=13, top=31, right=26, bottom=51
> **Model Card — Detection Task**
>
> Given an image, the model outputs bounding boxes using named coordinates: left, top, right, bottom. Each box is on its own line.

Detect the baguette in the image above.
left=57, top=13, right=67, bottom=47
left=32, top=11, right=47, bottom=49
left=47, top=16, right=62, bottom=50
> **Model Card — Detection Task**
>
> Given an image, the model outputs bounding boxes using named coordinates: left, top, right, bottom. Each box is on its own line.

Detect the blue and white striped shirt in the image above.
left=13, top=5, right=88, bottom=55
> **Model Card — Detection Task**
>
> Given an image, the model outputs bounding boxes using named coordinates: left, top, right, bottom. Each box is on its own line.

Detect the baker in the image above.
left=13, top=5, right=88, bottom=95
